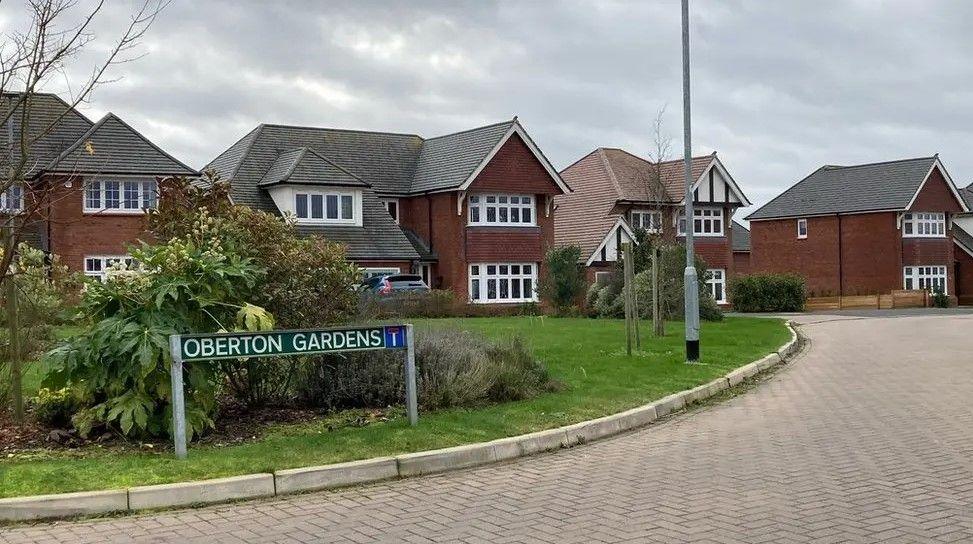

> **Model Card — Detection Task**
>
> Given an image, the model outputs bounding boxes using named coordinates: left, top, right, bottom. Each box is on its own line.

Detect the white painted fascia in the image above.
left=457, top=120, right=571, bottom=194
left=585, top=217, right=638, bottom=266
left=676, top=157, right=750, bottom=206
left=904, top=158, right=970, bottom=213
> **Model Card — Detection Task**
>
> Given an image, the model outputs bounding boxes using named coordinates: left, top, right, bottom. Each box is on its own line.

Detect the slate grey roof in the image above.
left=295, top=194, right=419, bottom=260
left=410, top=120, right=514, bottom=193
left=731, top=220, right=750, bottom=251
left=42, top=113, right=197, bottom=177
left=747, top=156, right=939, bottom=220
left=203, top=118, right=560, bottom=262
left=955, top=223, right=973, bottom=253
left=258, top=147, right=369, bottom=188
left=401, top=228, right=437, bottom=261
left=0, top=93, right=196, bottom=180
left=960, top=184, right=973, bottom=210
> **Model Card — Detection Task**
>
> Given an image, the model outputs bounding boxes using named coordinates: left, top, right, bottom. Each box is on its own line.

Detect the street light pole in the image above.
left=681, top=0, right=700, bottom=363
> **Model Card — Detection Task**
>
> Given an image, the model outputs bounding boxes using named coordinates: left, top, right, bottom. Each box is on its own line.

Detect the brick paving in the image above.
left=4, top=313, right=973, bottom=543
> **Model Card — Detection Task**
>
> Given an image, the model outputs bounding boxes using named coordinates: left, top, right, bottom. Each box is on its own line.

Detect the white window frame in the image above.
left=630, top=209, right=662, bottom=234
left=468, top=263, right=538, bottom=303
left=467, top=193, right=535, bottom=227
left=903, top=265, right=947, bottom=293
left=677, top=207, right=723, bottom=237
left=0, top=185, right=23, bottom=213
left=84, top=255, right=136, bottom=282
left=293, top=190, right=357, bottom=224
left=362, top=267, right=401, bottom=279
left=902, top=212, right=946, bottom=238
left=594, top=271, right=612, bottom=285
left=83, top=178, right=158, bottom=214
left=706, top=268, right=727, bottom=304
left=380, top=198, right=399, bottom=224
left=797, top=218, right=808, bottom=239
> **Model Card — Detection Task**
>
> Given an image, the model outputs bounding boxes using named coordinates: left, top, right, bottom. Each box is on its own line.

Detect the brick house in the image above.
left=555, top=148, right=751, bottom=305
left=731, top=220, right=751, bottom=276
left=204, top=118, right=569, bottom=304
left=746, top=156, right=970, bottom=300
left=953, top=184, right=973, bottom=305
left=3, top=93, right=198, bottom=278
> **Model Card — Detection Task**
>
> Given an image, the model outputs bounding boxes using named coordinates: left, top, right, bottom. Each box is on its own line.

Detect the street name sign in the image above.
left=168, top=324, right=416, bottom=459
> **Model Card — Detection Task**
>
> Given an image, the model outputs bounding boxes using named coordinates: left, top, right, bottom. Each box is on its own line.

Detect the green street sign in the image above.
left=172, top=325, right=409, bottom=363
left=168, top=323, right=416, bottom=459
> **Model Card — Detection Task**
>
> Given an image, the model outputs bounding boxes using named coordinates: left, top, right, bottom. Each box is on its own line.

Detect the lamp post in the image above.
left=681, top=0, right=700, bottom=363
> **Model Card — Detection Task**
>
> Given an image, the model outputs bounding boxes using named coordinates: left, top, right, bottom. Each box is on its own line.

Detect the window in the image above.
left=469, top=263, right=538, bottom=303
left=630, top=210, right=662, bottom=233
left=0, top=185, right=23, bottom=212
left=380, top=198, right=399, bottom=224
left=678, top=207, right=723, bottom=236
left=294, top=191, right=355, bottom=223
left=468, top=194, right=535, bottom=226
left=84, top=179, right=157, bottom=213
left=84, top=255, right=136, bottom=282
left=594, top=271, right=613, bottom=285
left=797, top=218, right=808, bottom=239
left=706, top=269, right=727, bottom=304
left=903, top=266, right=947, bottom=292
left=902, top=212, right=945, bottom=238
left=362, top=267, right=400, bottom=279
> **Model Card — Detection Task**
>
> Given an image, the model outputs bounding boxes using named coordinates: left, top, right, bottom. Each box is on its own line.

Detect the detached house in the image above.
left=2, top=93, right=198, bottom=278
left=953, top=184, right=973, bottom=305
left=746, top=156, right=970, bottom=300
left=204, top=118, right=569, bottom=304
left=555, top=148, right=751, bottom=305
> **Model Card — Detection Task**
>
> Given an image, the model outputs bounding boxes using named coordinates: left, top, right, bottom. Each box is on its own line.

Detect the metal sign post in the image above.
left=168, top=324, right=417, bottom=459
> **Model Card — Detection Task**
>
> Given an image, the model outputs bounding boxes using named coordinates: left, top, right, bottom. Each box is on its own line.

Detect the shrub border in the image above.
left=0, top=322, right=801, bottom=523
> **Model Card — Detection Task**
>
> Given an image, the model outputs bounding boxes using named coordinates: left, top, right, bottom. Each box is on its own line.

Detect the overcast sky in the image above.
left=4, top=0, right=973, bottom=219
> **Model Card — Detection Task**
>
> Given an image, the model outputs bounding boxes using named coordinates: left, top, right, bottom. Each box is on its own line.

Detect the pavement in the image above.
left=4, top=311, right=973, bottom=543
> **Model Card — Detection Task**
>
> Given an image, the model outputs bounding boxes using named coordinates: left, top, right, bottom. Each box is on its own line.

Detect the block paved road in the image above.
left=4, top=312, right=973, bottom=543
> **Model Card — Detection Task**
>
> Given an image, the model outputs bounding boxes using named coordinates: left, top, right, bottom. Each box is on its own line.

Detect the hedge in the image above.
left=730, top=274, right=806, bottom=312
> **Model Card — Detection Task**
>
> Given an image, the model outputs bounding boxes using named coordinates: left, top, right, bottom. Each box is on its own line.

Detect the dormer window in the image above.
left=267, top=185, right=363, bottom=226
left=0, top=185, right=23, bottom=212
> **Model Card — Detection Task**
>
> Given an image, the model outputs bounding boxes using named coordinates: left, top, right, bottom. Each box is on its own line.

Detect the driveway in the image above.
left=4, top=313, right=973, bottom=543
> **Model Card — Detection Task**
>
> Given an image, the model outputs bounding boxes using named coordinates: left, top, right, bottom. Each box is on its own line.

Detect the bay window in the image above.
left=84, top=178, right=157, bottom=213
left=706, top=269, right=727, bottom=304
left=902, top=212, right=945, bottom=237
left=678, top=207, right=723, bottom=236
left=903, top=265, right=947, bottom=292
left=630, top=210, right=662, bottom=233
left=468, top=194, right=534, bottom=226
left=469, top=263, right=538, bottom=303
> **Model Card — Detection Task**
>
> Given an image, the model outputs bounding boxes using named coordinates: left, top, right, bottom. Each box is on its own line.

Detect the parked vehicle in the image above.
left=360, top=274, right=430, bottom=295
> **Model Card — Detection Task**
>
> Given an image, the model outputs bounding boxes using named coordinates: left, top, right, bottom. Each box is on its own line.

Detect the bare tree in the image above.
left=635, top=107, right=673, bottom=336
left=0, top=0, right=167, bottom=422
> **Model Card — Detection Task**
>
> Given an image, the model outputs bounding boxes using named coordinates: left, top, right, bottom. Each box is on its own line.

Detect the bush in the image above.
left=43, top=210, right=271, bottom=440
left=730, top=274, right=806, bottom=312
left=296, top=328, right=556, bottom=411
left=31, top=387, right=80, bottom=428
left=587, top=243, right=722, bottom=322
left=932, top=286, right=950, bottom=308
left=359, top=290, right=458, bottom=319
left=539, top=245, right=585, bottom=315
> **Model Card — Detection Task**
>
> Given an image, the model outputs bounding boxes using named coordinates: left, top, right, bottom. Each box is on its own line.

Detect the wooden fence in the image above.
left=806, top=290, right=930, bottom=311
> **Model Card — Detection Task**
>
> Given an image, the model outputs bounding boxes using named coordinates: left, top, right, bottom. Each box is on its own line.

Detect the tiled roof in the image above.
left=747, top=156, right=939, bottom=221
left=43, top=113, right=197, bottom=176
left=204, top=118, right=558, bottom=262
left=955, top=223, right=973, bottom=254
left=295, top=195, right=419, bottom=260
left=1, top=93, right=93, bottom=178
left=258, top=147, right=368, bottom=188
left=960, top=184, right=973, bottom=210
left=555, top=148, right=716, bottom=261
left=731, top=220, right=750, bottom=251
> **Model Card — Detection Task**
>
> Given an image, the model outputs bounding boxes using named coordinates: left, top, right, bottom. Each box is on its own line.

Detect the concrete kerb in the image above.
left=2, top=322, right=802, bottom=522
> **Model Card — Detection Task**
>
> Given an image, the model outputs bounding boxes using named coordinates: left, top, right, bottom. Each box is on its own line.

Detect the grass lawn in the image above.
left=0, top=316, right=788, bottom=498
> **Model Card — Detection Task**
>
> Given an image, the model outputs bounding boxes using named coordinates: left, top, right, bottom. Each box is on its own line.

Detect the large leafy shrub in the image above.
left=43, top=211, right=270, bottom=439
left=586, top=243, right=722, bottom=321
left=296, top=328, right=556, bottom=411
left=147, top=175, right=362, bottom=407
left=539, top=245, right=585, bottom=315
left=730, top=274, right=806, bottom=312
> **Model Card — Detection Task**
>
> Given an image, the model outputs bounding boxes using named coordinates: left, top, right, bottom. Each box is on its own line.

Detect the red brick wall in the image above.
left=910, top=167, right=964, bottom=212
left=468, top=134, right=561, bottom=195
left=466, top=227, right=545, bottom=262
left=838, top=213, right=901, bottom=296
left=956, top=244, right=973, bottom=304
left=733, top=251, right=751, bottom=276
left=751, top=215, right=841, bottom=296
left=43, top=175, right=152, bottom=272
